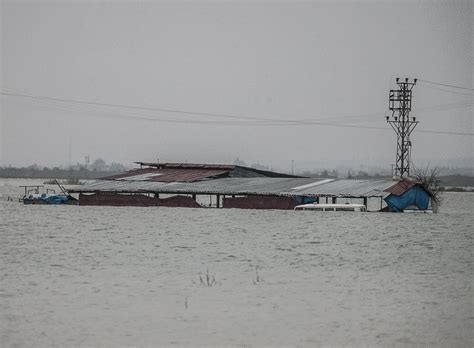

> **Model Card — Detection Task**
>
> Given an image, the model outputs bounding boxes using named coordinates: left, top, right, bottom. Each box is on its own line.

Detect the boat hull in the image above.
left=22, top=196, right=78, bottom=205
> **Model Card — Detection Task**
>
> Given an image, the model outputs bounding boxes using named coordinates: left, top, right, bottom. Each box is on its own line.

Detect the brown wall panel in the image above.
left=223, top=195, right=295, bottom=210
left=79, top=193, right=201, bottom=208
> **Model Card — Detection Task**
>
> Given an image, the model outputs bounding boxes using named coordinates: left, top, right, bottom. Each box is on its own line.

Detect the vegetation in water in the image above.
left=199, top=268, right=218, bottom=287
left=412, top=166, right=443, bottom=205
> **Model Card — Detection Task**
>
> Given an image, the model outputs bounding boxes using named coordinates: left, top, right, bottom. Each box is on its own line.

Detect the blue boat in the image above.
left=20, top=182, right=78, bottom=205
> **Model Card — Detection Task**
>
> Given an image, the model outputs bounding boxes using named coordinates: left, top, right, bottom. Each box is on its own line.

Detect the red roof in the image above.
left=102, top=167, right=233, bottom=182
left=102, top=162, right=303, bottom=182
left=384, top=179, right=418, bottom=195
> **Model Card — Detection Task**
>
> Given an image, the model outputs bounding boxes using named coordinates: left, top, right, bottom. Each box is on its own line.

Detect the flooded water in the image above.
left=1, top=178, right=473, bottom=347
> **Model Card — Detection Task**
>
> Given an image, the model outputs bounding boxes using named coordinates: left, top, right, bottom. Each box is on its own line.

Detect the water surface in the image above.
left=1, top=179, right=472, bottom=346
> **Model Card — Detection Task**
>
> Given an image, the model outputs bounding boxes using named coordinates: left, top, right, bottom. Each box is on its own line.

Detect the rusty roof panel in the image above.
left=101, top=168, right=232, bottom=182
left=133, top=162, right=303, bottom=178
left=101, top=162, right=302, bottom=183
left=384, top=180, right=417, bottom=195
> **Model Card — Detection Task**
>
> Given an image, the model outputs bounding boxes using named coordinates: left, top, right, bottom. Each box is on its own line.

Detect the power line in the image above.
left=417, top=83, right=474, bottom=97
left=0, top=90, right=389, bottom=125
left=334, top=101, right=473, bottom=124
left=1, top=90, right=472, bottom=136
left=2, top=89, right=471, bottom=124
left=418, top=79, right=474, bottom=92
left=6, top=93, right=384, bottom=128
left=26, top=99, right=474, bottom=135
left=0, top=90, right=302, bottom=124
left=0, top=91, right=375, bottom=127
left=415, top=101, right=472, bottom=112
left=416, top=129, right=473, bottom=136
left=2, top=89, right=471, bottom=121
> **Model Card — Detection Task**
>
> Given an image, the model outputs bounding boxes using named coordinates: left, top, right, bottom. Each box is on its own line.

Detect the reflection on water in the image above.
left=0, top=179, right=473, bottom=346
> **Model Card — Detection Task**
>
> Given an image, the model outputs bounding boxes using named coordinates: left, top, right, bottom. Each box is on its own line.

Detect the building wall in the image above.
left=79, top=193, right=201, bottom=208
left=223, top=195, right=295, bottom=210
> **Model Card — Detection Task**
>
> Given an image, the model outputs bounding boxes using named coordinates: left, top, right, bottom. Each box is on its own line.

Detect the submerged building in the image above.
left=69, top=162, right=435, bottom=212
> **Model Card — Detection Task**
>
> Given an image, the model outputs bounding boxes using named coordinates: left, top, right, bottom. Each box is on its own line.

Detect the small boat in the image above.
left=20, top=181, right=78, bottom=205
left=294, top=203, right=366, bottom=212
left=22, top=192, right=78, bottom=205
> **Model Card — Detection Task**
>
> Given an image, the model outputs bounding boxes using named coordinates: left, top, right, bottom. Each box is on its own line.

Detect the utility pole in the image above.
left=386, top=77, right=418, bottom=178
left=68, top=136, right=72, bottom=167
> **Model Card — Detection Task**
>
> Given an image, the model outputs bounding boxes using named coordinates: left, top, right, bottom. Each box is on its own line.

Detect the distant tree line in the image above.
left=234, top=157, right=473, bottom=185
left=0, top=158, right=128, bottom=179
left=300, top=169, right=340, bottom=178
left=437, top=175, right=474, bottom=188
left=3, top=157, right=472, bottom=188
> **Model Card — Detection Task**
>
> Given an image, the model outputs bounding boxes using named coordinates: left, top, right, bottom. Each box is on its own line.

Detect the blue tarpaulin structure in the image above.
left=294, top=196, right=318, bottom=205
left=43, top=195, right=69, bottom=204
left=384, top=185, right=430, bottom=212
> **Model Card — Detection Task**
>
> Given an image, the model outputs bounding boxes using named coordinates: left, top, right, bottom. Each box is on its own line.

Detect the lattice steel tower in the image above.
left=387, top=77, right=418, bottom=178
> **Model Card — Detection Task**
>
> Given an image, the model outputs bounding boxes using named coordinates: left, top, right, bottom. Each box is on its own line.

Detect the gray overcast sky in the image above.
left=0, top=0, right=472, bottom=172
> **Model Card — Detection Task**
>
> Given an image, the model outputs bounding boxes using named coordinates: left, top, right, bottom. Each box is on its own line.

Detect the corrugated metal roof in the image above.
left=134, top=162, right=302, bottom=177
left=102, top=163, right=302, bottom=182
left=71, top=178, right=399, bottom=198
left=291, top=179, right=394, bottom=197
left=173, top=178, right=319, bottom=195
left=102, top=168, right=232, bottom=182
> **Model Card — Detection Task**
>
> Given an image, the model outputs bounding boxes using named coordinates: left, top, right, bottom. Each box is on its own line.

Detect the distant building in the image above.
left=69, top=162, right=436, bottom=212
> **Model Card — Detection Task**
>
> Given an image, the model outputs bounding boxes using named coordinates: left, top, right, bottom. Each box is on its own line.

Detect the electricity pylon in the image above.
left=387, top=77, right=418, bottom=178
